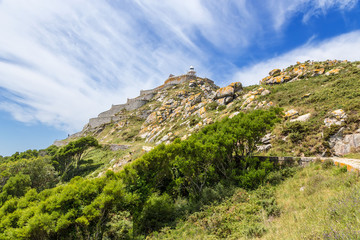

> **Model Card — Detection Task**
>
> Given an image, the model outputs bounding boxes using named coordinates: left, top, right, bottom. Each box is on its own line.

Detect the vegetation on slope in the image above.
left=148, top=161, right=360, bottom=240
left=81, top=61, right=360, bottom=169
left=0, top=109, right=282, bottom=239
left=1, top=60, right=360, bottom=239
left=261, top=62, right=360, bottom=156
left=264, top=161, right=359, bottom=239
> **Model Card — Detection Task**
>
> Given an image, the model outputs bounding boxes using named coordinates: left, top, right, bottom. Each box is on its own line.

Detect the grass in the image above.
left=149, top=186, right=279, bottom=240
left=263, top=162, right=359, bottom=239
left=81, top=146, right=129, bottom=178
left=343, top=153, right=360, bottom=159
left=260, top=64, right=360, bottom=156
left=146, top=162, right=360, bottom=239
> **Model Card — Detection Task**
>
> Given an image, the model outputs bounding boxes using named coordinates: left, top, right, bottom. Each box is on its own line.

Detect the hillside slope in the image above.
left=56, top=60, right=360, bottom=175
left=1, top=60, right=360, bottom=239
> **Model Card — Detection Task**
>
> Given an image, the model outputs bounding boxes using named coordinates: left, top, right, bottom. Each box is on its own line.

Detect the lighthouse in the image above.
left=187, top=66, right=196, bottom=76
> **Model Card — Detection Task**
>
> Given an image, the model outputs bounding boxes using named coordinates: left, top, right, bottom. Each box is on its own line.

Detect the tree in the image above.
left=0, top=173, right=31, bottom=204
left=137, top=193, right=175, bottom=234
left=52, top=136, right=100, bottom=180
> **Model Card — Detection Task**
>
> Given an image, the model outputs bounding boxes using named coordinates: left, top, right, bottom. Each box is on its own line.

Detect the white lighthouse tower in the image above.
left=187, top=66, right=196, bottom=76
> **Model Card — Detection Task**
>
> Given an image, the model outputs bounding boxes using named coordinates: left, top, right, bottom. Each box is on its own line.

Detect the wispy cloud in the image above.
left=264, top=0, right=359, bottom=30
left=0, top=0, right=358, bottom=132
left=232, top=30, right=360, bottom=86
left=0, top=0, right=207, bottom=132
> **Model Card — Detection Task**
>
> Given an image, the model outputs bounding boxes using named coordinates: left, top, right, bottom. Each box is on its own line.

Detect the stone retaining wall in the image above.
left=88, top=115, right=125, bottom=129
left=98, top=104, right=126, bottom=118
left=125, top=98, right=148, bottom=111
left=140, top=88, right=160, bottom=96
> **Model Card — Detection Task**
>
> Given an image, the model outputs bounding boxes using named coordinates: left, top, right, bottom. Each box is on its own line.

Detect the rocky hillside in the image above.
left=1, top=60, right=360, bottom=240
left=56, top=60, right=360, bottom=173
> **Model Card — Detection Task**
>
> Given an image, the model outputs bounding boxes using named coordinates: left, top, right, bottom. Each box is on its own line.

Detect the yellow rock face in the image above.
left=269, top=69, right=281, bottom=76
left=284, top=109, right=299, bottom=118
left=331, top=109, right=347, bottom=119
left=189, top=105, right=197, bottom=113
left=261, top=76, right=271, bottom=84
left=243, top=95, right=255, bottom=106
left=229, top=82, right=243, bottom=92
left=313, top=68, right=325, bottom=75
left=215, top=86, right=234, bottom=99
left=292, top=67, right=304, bottom=76
left=216, top=98, right=226, bottom=105
left=325, top=68, right=341, bottom=76
left=283, top=75, right=290, bottom=81
left=199, top=106, right=206, bottom=116
left=145, top=112, right=157, bottom=124
left=274, top=76, right=283, bottom=83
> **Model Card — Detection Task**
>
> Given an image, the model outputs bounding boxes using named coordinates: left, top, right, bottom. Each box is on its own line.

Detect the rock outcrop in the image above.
left=82, top=67, right=217, bottom=132
left=290, top=113, right=311, bottom=122
left=61, top=60, right=358, bottom=160
left=324, top=109, right=347, bottom=127
left=260, top=60, right=347, bottom=85
left=214, top=82, right=243, bottom=103
left=332, top=129, right=360, bottom=156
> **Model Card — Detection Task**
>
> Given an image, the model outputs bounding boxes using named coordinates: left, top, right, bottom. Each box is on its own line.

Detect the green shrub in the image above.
left=282, top=121, right=310, bottom=143
left=189, top=116, right=201, bottom=126
left=206, top=101, right=218, bottom=111
left=322, top=159, right=334, bottom=169
left=334, top=165, right=348, bottom=174
left=323, top=124, right=341, bottom=141
left=217, top=105, right=226, bottom=111
left=138, top=193, right=176, bottom=234
left=0, top=173, right=31, bottom=203
left=104, top=211, right=133, bottom=240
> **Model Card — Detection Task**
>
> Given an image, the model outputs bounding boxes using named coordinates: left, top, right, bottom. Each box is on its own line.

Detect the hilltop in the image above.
left=1, top=60, right=360, bottom=239
left=53, top=60, right=360, bottom=175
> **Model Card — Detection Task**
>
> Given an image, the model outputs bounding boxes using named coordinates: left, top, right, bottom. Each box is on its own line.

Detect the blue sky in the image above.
left=0, top=0, right=360, bottom=156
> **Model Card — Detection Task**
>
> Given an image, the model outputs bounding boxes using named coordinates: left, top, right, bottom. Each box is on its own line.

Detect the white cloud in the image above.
left=0, top=0, right=358, bottom=133
left=232, top=30, right=360, bottom=86
left=0, top=0, right=207, bottom=132
left=264, top=0, right=359, bottom=30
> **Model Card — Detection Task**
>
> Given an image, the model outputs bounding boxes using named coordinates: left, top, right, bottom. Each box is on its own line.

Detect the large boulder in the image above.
left=214, top=86, right=235, bottom=99
left=284, top=109, right=299, bottom=118
left=312, top=68, right=325, bottom=76
left=332, top=109, right=347, bottom=119
left=290, top=113, right=311, bottom=122
left=261, top=89, right=271, bottom=96
left=269, top=69, right=281, bottom=76
left=324, top=109, right=347, bottom=127
left=325, top=68, right=341, bottom=76
left=189, top=93, right=202, bottom=106
left=228, top=82, right=243, bottom=92
left=145, top=112, right=157, bottom=124
left=333, top=131, right=360, bottom=156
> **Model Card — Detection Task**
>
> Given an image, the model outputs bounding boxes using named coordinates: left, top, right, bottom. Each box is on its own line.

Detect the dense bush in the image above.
left=282, top=121, right=310, bottom=143
left=0, top=109, right=283, bottom=238
left=52, top=136, right=99, bottom=179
